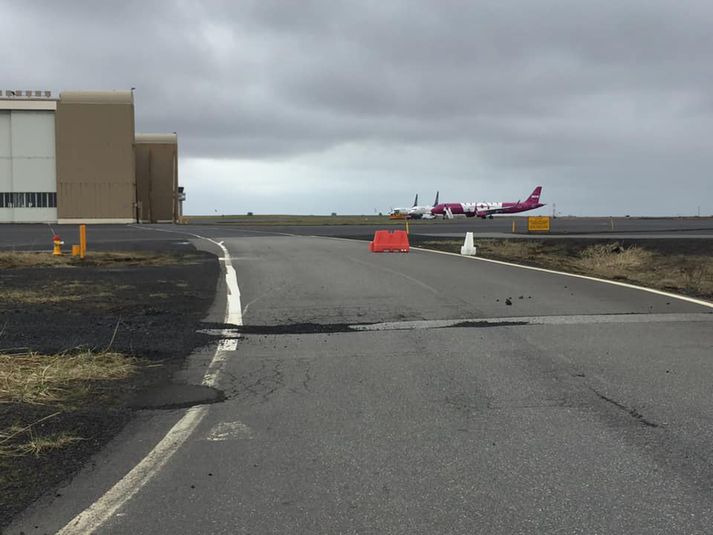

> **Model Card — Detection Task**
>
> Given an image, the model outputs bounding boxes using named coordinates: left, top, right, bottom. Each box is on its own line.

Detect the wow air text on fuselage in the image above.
left=430, top=186, right=544, bottom=219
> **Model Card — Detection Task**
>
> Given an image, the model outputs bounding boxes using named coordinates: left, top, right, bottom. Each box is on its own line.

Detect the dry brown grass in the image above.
left=572, top=243, right=713, bottom=296
left=575, top=243, right=653, bottom=271
left=0, top=351, right=139, bottom=407
left=1, top=288, right=83, bottom=305
left=0, top=428, right=84, bottom=458
left=578, top=242, right=654, bottom=271
left=0, top=351, right=140, bottom=458
left=0, top=251, right=182, bottom=269
left=17, top=433, right=84, bottom=456
left=480, top=240, right=544, bottom=259
left=0, top=281, right=117, bottom=304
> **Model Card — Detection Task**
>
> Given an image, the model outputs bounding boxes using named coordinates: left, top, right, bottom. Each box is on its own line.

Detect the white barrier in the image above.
left=460, top=232, right=477, bottom=256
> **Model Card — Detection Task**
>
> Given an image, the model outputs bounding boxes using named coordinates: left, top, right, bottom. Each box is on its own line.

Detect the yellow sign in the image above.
left=528, top=216, right=550, bottom=232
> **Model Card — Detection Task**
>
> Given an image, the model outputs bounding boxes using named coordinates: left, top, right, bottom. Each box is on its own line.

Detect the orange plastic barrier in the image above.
left=369, top=230, right=410, bottom=253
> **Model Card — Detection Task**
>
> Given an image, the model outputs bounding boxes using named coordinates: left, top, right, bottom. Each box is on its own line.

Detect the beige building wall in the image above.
left=135, top=133, right=178, bottom=223
left=55, top=91, right=136, bottom=223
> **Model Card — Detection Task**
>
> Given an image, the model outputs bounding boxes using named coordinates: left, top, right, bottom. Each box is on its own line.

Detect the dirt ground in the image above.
left=409, top=237, right=713, bottom=300
left=0, top=249, right=219, bottom=528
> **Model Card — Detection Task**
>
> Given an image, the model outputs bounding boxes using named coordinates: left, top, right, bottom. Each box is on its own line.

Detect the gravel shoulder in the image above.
left=0, top=245, right=219, bottom=528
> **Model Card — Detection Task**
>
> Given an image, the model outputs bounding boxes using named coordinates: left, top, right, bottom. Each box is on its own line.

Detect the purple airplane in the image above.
left=431, top=186, right=545, bottom=219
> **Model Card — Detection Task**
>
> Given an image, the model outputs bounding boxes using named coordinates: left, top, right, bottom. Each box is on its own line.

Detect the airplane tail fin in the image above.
left=526, top=186, right=542, bottom=204
left=413, top=194, right=419, bottom=207
left=433, top=191, right=439, bottom=206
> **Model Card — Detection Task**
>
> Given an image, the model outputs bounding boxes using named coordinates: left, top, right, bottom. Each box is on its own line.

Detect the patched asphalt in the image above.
left=5, top=226, right=713, bottom=534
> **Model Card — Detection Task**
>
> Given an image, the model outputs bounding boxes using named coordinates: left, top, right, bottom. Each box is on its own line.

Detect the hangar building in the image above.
left=0, top=89, right=182, bottom=224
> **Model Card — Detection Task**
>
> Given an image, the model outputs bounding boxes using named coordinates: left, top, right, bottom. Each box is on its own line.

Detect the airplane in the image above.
left=389, top=194, right=419, bottom=218
left=431, top=186, right=545, bottom=219
left=406, top=191, right=439, bottom=219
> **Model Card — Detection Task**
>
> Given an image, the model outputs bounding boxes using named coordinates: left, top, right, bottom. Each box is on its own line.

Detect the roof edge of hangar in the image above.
left=59, top=90, right=134, bottom=105
left=135, top=133, right=177, bottom=144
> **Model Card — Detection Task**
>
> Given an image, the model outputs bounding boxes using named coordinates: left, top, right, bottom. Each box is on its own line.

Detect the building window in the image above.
left=0, top=192, right=57, bottom=208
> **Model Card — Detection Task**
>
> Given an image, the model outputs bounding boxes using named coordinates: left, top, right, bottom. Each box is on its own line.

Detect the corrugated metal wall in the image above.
left=55, top=92, right=136, bottom=222
left=0, top=110, right=57, bottom=223
left=135, top=134, right=178, bottom=223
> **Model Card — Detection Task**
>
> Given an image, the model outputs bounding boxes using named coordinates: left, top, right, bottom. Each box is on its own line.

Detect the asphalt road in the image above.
left=1, top=217, right=713, bottom=252
left=7, top=224, right=713, bottom=534
left=194, top=216, right=713, bottom=239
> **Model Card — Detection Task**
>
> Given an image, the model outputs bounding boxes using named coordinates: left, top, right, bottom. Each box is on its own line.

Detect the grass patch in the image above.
left=1, top=289, right=83, bottom=305
left=0, top=351, right=140, bottom=407
left=0, top=251, right=186, bottom=269
left=576, top=243, right=653, bottom=271
left=0, top=429, right=84, bottom=458
left=187, top=214, right=414, bottom=226
left=0, top=281, right=119, bottom=305
left=0, top=351, right=140, bottom=461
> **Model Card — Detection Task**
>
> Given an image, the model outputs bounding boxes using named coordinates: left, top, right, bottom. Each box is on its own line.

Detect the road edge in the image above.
left=56, top=229, right=242, bottom=534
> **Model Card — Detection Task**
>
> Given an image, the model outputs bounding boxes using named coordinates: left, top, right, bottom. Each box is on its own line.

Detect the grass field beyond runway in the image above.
left=185, top=214, right=411, bottom=225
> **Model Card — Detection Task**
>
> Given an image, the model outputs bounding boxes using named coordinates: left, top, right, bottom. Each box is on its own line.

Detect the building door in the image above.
left=0, top=109, right=57, bottom=223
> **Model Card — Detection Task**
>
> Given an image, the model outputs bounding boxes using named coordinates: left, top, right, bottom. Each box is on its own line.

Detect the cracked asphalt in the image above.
left=7, top=225, right=713, bottom=534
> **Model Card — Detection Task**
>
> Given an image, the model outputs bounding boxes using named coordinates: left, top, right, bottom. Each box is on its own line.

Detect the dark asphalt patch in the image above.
left=236, top=319, right=530, bottom=335
left=237, top=323, right=359, bottom=335
left=449, top=320, right=529, bottom=328
left=128, top=383, right=225, bottom=410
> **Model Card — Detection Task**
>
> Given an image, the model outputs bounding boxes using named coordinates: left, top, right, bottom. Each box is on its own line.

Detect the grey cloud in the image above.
left=2, top=0, right=713, bottom=214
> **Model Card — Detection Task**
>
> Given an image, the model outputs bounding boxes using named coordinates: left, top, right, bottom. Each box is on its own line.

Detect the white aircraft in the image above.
left=389, top=194, right=419, bottom=217
left=406, top=191, right=439, bottom=219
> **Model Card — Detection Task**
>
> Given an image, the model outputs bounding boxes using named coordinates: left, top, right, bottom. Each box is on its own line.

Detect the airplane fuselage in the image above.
left=405, top=205, right=436, bottom=219
left=431, top=201, right=545, bottom=218
left=430, top=186, right=545, bottom=219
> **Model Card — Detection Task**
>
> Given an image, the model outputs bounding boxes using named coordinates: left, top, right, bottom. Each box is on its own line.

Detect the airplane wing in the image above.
left=476, top=207, right=503, bottom=216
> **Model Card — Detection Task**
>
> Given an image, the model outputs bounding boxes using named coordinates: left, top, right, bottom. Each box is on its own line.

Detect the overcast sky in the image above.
left=3, top=0, right=712, bottom=215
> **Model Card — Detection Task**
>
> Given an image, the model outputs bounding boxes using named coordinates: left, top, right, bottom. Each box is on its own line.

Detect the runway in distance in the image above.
left=431, top=186, right=545, bottom=219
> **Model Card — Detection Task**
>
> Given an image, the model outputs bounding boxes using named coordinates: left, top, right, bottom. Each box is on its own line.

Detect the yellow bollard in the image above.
left=52, top=235, right=63, bottom=256
left=71, top=245, right=80, bottom=257
left=79, top=224, right=87, bottom=259
left=405, top=219, right=410, bottom=234
left=512, top=219, right=516, bottom=233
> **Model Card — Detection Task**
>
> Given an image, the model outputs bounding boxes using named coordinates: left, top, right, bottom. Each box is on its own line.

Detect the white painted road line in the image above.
left=206, top=420, right=254, bottom=441
left=58, top=228, right=242, bottom=535
left=57, top=407, right=207, bottom=535
left=415, top=247, right=713, bottom=310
